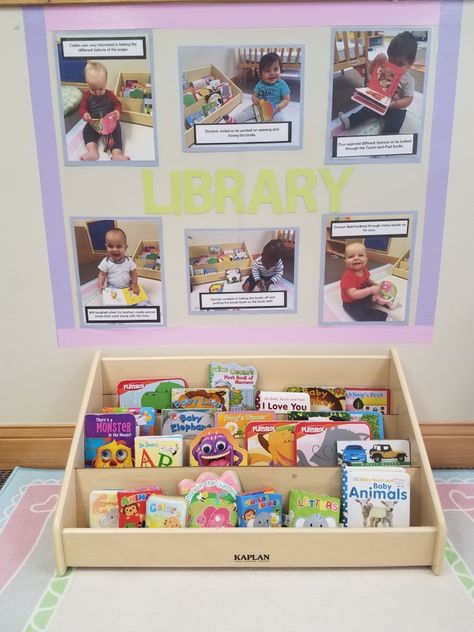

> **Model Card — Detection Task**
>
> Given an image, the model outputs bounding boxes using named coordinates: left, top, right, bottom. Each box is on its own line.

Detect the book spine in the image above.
left=341, top=464, right=348, bottom=527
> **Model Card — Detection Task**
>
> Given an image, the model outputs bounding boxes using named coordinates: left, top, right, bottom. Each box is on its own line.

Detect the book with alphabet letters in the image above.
left=351, top=61, right=405, bottom=115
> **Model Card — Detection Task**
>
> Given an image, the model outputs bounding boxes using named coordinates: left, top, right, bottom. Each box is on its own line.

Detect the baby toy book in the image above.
left=118, top=488, right=162, bottom=528
left=208, top=362, right=257, bottom=411
left=89, top=490, right=119, bottom=528
left=118, top=378, right=186, bottom=411
left=351, top=61, right=405, bottom=115
left=102, top=406, right=155, bottom=436
left=171, top=387, right=230, bottom=411
left=84, top=413, right=137, bottom=468
left=189, top=427, right=248, bottom=466
left=90, top=111, right=118, bottom=134
left=294, top=421, right=371, bottom=467
left=287, top=386, right=345, bottom=411
left=342, top=465, right=410, bottom=527
left=161, top=409, right=215, bottom=437
left=287, top=489, right=340, bottom=527
left=145, top=495, right=187, bottom=528
left=253, top=99, right=274, bottom=122
left=337, top=440, right=410, bottom=466
left=237, top=491, right=283, bottom=527
left=102, top=285, right=148, bottom=306
left=134, top=435, right=184, bottom=467
left=181, top=472, right=240, bottom=528
left=245, top=421, right=296, bottom=466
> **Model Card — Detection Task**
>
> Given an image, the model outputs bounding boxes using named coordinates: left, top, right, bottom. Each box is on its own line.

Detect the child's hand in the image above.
left=257, top=280, right=266, bottom=292
left=371, top=284, right=380, bottom=296
left=131, top=283, right=140, bottom=295
left=83, top=112, right=92, bottom=123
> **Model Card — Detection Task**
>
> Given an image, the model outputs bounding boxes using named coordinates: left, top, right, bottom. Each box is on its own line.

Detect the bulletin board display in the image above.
left=23, top=1, right=461, bottom=346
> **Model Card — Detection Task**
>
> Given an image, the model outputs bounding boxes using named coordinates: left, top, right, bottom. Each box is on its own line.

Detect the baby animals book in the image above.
left=102, top=285, right=148, bottom=306
left=342, top=465, right=410, bottom=527
left=351, top=61, right=405, bottom=115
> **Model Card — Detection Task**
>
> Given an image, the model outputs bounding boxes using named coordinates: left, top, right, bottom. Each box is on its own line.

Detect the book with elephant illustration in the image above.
left=342, top=465, right=410, bottom=527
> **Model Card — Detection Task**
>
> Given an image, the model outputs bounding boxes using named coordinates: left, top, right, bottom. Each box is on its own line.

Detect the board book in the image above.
left=345, top=388, right=390, bottom=414
left=294, top=421, right=371, bottom=467
left=237, top=491, right=283, bottom=527
left=84, top=413, right=137, bottom=468
left=161, top=409, right=215, bottom=437
left=134, top=435, right=183, bottom=467
left=337, top=440, right=410, bottom=466
left=171, top=387, right=230, bottom=411
left=287, top=489, right=340, bottom=528
left=351, top=61, right=405, bottom=115
left=118, top=378, right=186, bottom=410
left=102, top=285, right=148, bottom=306
left=145, top=495, right=187, bottom=528
left=215, top=410, right=275, bottom=439
left=287, top=386, right=345, bottom=411
left=88, top=490, right=119, bottom=528
left=117, top=487, right=162, bottom=528
left=342, top=465, right=410, bottom=528
left=90, top=111, right=118, bottom=134
left=245, top=421, right=296, bottom=466
left=208, top=362, right=257, bottom=411
left=101, top=406, right=156, bottom=436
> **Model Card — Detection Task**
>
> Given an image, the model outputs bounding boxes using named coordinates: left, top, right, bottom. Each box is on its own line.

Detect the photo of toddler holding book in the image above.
left=97, top=228, right=144, bottom=300
left=243, top=239, right=284, bottom=292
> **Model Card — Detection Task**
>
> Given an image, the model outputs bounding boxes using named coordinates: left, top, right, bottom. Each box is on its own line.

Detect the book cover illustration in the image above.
left=189, top=427, right=247, bottom=466
left=118, top=378, right=187, bottom=411
left=342, top=465, right=410, bottom=527
left=117, top=488, right=162, bottom=528
left=182, top=475, right=240, bottom=528
left=345, top=389, right=390, bottom=415
left=161, top=408, right=215, bottom=438
left=255, top=391, right=311, bottom=415
left=134, top=435, right=184, bottom=467
left=84, top=413, right=136, bottom=468
left=171, top=387, right=229, bottom=411
left=102, top=285, right=148, bottom=306
left=351, top=61, right=405, bottom=115
left=253, top=99, right=274, bottom=122
left=89, top=490, right=119, bottom=528
left=348, top=411, right=384, bottom=439
left=237, top=491, right=283, bottom=527
left=337, top=440, right=410, bottom=466
left=90, top=111, right=117, bottom=134
left=287, top=489, right=340, bottom=528
left=145, top=495, right=187, bottom=528
left=287, top=386, right=345, bottom=411
left=294, top=421, right=371, bottom=467
left=245, top=421, right=296, bottom=466
left=102, top=406, right=155, bottom=436
left=215, top=410, right=276, bottom=439
left=208, top=362, right=258, bottom=411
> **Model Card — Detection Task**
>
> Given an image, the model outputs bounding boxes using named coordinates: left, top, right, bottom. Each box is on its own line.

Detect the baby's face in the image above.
left=345, top=244, right=368, bottom=271
left=260, top=62, right=281, bottom=84
left=86, top=71, right=107, bottom=96
left=106, top=234, right=127, bottom=262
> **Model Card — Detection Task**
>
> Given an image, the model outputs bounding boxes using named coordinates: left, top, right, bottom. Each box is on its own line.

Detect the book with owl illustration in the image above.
left=84, top=413, right=137, bottom=468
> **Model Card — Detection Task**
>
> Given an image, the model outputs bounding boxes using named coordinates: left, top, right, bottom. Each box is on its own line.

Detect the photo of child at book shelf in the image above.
left=72, top=218, right=163, bottom=325
left=330, top=29, right=428, bottom=146
left=57, top=33, right=155, bottom=163
left=179, top=45, right=302, bottom=149
left=322, top=216, right=411, bottom=324
left=187, top=228, right=296, bottom=313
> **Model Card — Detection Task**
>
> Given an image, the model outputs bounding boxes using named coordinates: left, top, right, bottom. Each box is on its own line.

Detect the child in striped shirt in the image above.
left=243, top=239, right=284, bottom=292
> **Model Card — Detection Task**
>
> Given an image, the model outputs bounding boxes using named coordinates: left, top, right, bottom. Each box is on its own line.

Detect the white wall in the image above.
left=1, top=6, right=473, bottom=425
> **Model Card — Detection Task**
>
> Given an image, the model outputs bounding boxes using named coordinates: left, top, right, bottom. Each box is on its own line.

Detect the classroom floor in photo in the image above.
left=190, top=276, right=294, bottom=312
left=66, top=119, right=155, bottom=162
left=323, top=263, right=408, bottom=323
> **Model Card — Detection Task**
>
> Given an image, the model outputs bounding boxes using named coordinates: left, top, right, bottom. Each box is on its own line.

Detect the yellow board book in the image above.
left=102, top=285, right=148, bottom=306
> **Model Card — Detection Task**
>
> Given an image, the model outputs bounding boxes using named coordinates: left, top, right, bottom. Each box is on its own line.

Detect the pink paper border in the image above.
left=58, top=325, right=433, bottom=346
left=44, top=1, right=441, bottom=31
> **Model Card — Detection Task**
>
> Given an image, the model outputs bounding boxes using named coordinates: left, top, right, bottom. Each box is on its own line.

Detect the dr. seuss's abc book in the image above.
left=171, top=387, right=230, bottom=411
left=84, top=413, right=137, bottom=468
left=118, top=378, right=187, bottom=411
left=342, top=466, right=410, bottom=528
left=287, top=386, right=345, bottom=411
left=161, top=409, right=215, bottom=438
left=245, top=421, right=296, bottom=466
left=208, top=362, right=258, bottom=411
left=237, top=491, right=283, bottom=527
left=294, top=421, right=371, bottom=467
left=145, top=495, right=187, bottom=528
left=134, top=435, right=184, bottom=467
left=102, top=406, right=156, bottom=436
left=288, top=489, right=340, bottom=528
left=351, top=61, right=405, bottom=115
left=118, top=488, right=162, bottom=528
left=215, top=410, right=275, bottom=439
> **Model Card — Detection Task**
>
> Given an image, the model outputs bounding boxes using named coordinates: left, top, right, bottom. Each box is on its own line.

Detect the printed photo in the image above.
left=329, top=29, right=429, bottom=161
left=187, top=228, right=297, bottom=313
left=56, top=32, right=156, bottom=164
left=179, top=46, right=303, bottom=150
left=321, top=214, right=414, bottom=324
left=72, top=218, right=164, bottom=326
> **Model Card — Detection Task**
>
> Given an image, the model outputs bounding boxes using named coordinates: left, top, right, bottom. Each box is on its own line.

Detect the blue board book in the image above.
left=237, top=491, right=283, bottom=527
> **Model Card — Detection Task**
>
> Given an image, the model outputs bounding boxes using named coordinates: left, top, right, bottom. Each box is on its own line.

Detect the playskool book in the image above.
left=84, top=413, right=136, bottom=468
left=237, top=491, right=283, bottom=527
left=102, top=285, right=148, bottom=307
left=287, top=489, right=340, bottom=527
left=171, top=387, right=230, bottom=411
left=215, top=410, right=275, bottom=439
left=134, top=435, right=183, bottom=467
left=145, top=495, right=187, bottom=528
left=118, top=378, right=187, bottom=411
left=351, top=61, right=405, bottom=115
left=245, top=421, right=296, bottom=466
left=345, top=389, right=390, bottom=415
left=102, top=406, right=155, bottom=436
left=89, top=490, right=119, bottom=528
left=337, top=439, right=410, bottom=466
left=118, top=487, right=162, bottom=528
left=287, top=386, right=345, bottom=411
left=288, top=410, right=383, bottom=440
left=294, top=421, right=371, bottom=467
left=342, top=465, right=410, bottom=527
left=161, top=409, right=215, bottom=438
left=208, top=362, right=258, bottom=411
